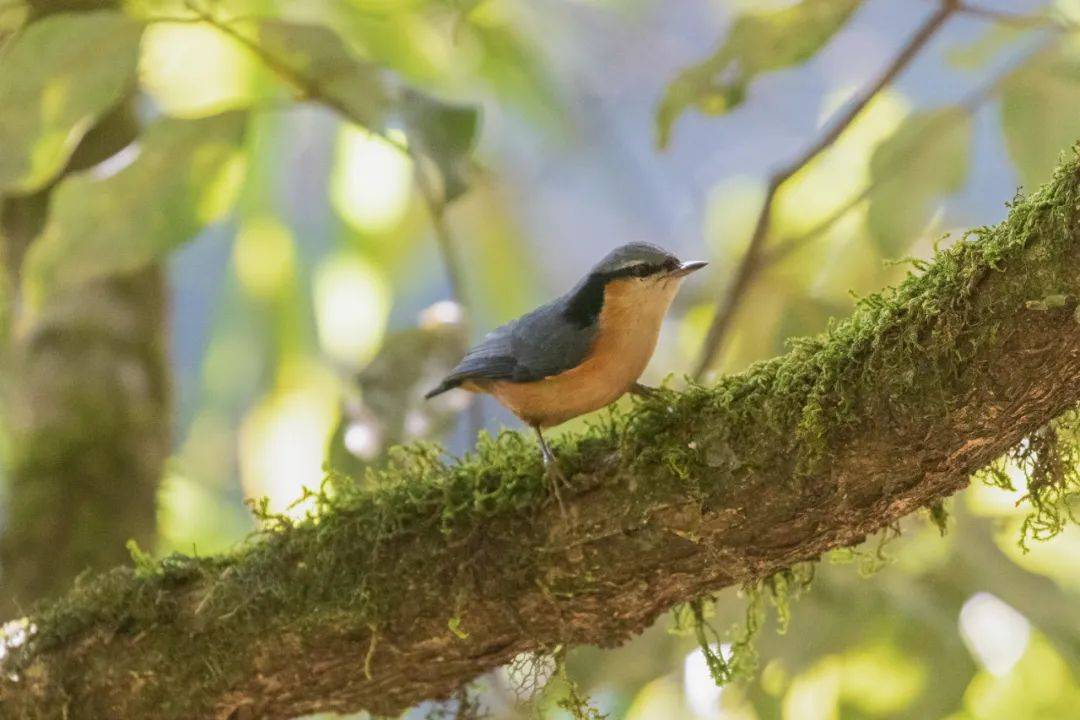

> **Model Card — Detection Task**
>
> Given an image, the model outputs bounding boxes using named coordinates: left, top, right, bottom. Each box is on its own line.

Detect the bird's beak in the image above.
left=670, top=260, right=708, bottom=278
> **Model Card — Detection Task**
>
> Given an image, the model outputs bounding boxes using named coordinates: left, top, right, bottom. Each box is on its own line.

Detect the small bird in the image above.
left=425, top=242, right=706, bottom=498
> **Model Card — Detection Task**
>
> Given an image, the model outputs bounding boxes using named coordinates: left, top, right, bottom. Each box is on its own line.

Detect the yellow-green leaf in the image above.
left=0, top=11, right=143, bottom=193
left=254, top=19, right=390, bottom=129
left=1001, top=46, right=1080, bottom=188
left=866, top=107, right=971, bottom=255
left=251, top=19, right=480, bottom=200
left=656, top=0, right=862, bottom=148
left=22, top=112, right=247, bottom=310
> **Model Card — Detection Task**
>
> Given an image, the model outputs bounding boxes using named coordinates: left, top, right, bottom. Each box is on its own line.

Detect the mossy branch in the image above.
left=4, top=149, right=1080, bottom=719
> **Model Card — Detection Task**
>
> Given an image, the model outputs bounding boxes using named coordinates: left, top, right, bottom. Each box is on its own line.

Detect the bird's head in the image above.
left=590, top=242, right=708, bottom=287
left=562, top=243, right=707, bottom=328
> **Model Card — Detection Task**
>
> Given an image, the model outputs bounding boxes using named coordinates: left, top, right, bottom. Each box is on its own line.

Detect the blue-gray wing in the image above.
left=425, top=299, right=596, bottom=397
left=509, top=299, right=596, bottom=380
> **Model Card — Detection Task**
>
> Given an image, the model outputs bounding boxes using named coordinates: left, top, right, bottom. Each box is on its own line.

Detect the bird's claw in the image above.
left=543, top=457, right=569, bottom=517
left=630, top=382, right=661, bottom=400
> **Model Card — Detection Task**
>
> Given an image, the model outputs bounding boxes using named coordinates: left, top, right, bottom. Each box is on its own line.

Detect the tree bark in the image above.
left=2, top=150, right=1080, bottom=719
left=0, top=7, right=169, bottom=616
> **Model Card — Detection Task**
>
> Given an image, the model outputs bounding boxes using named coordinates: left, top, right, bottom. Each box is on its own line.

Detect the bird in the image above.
left=425, top=242, right=706, bottom=502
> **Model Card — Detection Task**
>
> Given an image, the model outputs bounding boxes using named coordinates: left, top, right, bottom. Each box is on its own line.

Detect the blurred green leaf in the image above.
left=0, top=1, right=27, bottom=37
left=1001, top=47, right=1080, bottom=189
left=946, top=23, right=1024, bottom=71
left=0, top=11, right=143, bottom=193
left=253, top=18, right=480, bottom=199
left=253, top=18, right=390, bottom=128
left=866, top=107, right=971, bottom=255
left=398, top=89, right=480, bottom=202
left=469, top=20, right=563, bottom=127
left=656, top=0, right=862, bottom=148
left=22, top=112, right=247, bottom=310
left=173, top=16, right=483, bottom=201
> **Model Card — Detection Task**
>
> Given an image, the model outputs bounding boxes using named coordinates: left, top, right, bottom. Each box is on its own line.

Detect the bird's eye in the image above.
left=663, top=258, right=679, bottom=272
left=631, top=264, right=651, bottom=277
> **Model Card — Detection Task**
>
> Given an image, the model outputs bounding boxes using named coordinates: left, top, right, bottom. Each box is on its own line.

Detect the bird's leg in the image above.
left=630, top=382, right=660, bottom=399
left=534, top=426, right=567, bottom=516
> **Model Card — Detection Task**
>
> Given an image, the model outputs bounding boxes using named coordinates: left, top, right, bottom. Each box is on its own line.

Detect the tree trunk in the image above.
left=0, top=18, right=169, bottom=614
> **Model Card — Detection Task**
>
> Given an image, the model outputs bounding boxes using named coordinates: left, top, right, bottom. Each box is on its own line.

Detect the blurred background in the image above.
left=1, top=0, right=1079, bottom=718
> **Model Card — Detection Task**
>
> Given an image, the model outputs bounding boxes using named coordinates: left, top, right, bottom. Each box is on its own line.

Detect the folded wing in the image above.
left=424, top=298, right=597, bottom=398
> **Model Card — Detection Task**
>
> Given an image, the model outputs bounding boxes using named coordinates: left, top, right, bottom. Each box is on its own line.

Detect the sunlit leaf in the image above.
left=150, top=16, right=483, bottom=200
left=1001, top=46, right=1080, bottom=189
left=139, top=20, right=264, bottom=117
left=774, top=89, right=908, bottom=238
left=0, top=11, right=143, bottom=193
left=866, top=106, right=971, bottom=256
left=256, top=18, right=480, bottom=199
left=656, top=0, right=862, bottom=148
left=22, top=112, right=247, bottom=310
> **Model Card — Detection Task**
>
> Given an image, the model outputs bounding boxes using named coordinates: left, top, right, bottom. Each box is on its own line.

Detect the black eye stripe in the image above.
left=600, top=259, right=678, bottom=281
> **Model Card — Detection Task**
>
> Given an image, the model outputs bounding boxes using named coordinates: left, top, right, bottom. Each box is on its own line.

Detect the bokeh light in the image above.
left=239, top=368, right=338, bottom=516
left=959, top=592, right=1031, bottom=677
left=313, top=253, right=391, bottom=366
left=233, top=215, right=296, bottom=300
left=330, top=126, right=413, bottom=233
left=139, top=22, right=257, bottom=116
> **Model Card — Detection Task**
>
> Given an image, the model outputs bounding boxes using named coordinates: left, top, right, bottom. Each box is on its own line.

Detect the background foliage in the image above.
left=1, top=0, right=1079, bottom=718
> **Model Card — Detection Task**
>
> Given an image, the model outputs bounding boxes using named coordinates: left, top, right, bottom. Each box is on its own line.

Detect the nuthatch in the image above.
left=426, top=243, right=706, bottom=499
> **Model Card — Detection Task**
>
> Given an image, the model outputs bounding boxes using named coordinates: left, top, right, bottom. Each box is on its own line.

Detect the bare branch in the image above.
left=410, top=149, right=469, bottom=306
left=761, top=39, right=1053, bottom=268
left=692, top=1, right=957, bottom=379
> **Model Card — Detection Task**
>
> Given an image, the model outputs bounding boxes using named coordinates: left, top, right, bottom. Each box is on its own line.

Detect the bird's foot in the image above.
left=544, top=460, right=569, bottom=517
left=534, top=426, right=569, bottom=518
left=630, top=382, right=661, bottom=400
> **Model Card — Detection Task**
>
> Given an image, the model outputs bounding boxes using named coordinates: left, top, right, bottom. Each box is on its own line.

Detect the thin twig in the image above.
left=953, top=1, right=1080, bottom=31
left=692, top=1, right=958, bottom=379
left=410, top=150, right=468, bottom=304
left=760, top=38, right=1051, bottom=268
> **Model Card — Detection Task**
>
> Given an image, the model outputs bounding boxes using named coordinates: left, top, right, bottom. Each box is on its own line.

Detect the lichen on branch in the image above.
left=3, top=150, right=1080, bottom=720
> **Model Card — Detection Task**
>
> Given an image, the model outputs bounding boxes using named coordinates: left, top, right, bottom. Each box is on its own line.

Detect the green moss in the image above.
left=685, top=563, right=815, bottom=689
left=828, top=524, right=901, bottom=577
left=553, top=649, right=608, bottom=720
left=978, top=411, right=1080, bottom=551
left=928, top=500, right=950, bottom=537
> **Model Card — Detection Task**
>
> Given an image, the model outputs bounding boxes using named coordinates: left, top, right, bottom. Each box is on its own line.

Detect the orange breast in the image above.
left=471, top=276, right=681, bottom=427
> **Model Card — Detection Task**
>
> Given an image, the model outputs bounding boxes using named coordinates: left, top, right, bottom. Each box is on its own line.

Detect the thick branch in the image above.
left=3, top=148, right=1080, bottom=718
left=693, top=1, right=956, bottom=378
